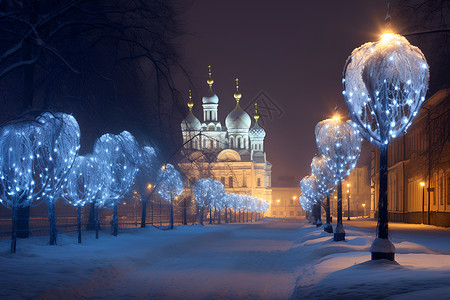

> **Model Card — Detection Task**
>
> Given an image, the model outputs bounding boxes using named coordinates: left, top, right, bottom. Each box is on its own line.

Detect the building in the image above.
left=178, top=67, right=272, bottom=203
left=335, top=166, right=371, bottom=218
left=370, top=89, right=450, bottom=226
left=268, top=187, right=304, bottom=218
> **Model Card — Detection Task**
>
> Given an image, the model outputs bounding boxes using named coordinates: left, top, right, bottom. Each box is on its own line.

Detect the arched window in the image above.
left=230, top=137, right=234, bottom=148
left=229, top=176, right=233, bottom=188
left=237, top=136, right=241, bottom=148
left=257, top=178, right=261, bottom=187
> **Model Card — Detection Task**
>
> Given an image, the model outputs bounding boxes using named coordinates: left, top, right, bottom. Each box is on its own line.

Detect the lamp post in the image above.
left=362, top=203, right=366, bottom=218
left=420, top=182, right=425, bottom=224
left=347, top=183, right=351, bottom=220
left=342, top=32, right=429, bottom=261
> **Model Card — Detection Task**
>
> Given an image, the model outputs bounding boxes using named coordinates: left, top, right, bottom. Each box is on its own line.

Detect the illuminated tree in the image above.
left=311, top=155, right=337, bottom=233
left=221, top=193, right=233, bottom=223
left=229, top=193, right=241, bottom=223
left=35, top=112, right=80, bottom=246
left=62, top=155, right=101, bottom=243
left=193, top=178, right=213, bottom=225
left=343, top=33, right=429, bottom=260
left=134, top=146, right=159, bottom=228
left=315, top=117, right=362, bottom=240
left=157, top=163, right=184, bottom=229
left=211, top=181, right=226, bottom=224
left=300, top=175, right=324, bottom=226
left=94, top=131, right=139, bottom=236
left=0, top=121, right=38, bottom=253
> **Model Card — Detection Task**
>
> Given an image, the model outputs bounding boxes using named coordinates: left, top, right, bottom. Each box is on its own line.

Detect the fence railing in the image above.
left=0, top=196, right=262, bottom=239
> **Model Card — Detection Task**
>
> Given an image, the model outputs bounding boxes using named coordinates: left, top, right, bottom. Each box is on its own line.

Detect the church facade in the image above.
left=178, top=66, right=272, bottom=203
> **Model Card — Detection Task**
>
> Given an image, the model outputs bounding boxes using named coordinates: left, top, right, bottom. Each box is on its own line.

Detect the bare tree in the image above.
left=0, top=0, right=187, bottom=236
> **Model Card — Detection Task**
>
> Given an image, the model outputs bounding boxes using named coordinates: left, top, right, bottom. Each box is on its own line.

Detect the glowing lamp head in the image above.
left=420, top=182, right=425, bottom=187
left=380, top=32, right=395, bottom=42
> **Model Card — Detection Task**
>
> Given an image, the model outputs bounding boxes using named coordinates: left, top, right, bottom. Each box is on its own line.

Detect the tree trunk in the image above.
left=95, top=205, right=99, bottom=239
left=209, top=206, right=212, bottom=224
left=334, top=181, right=345, bottom=241
left=11, top=206, right=17, bottom=254
left=141, top=199, right=147, bottom=228
left=86, top=201, right=97, bottom=230
left=151, top=199, right=154, bottom=225
left=218, top=209, right=221, bottom=224
left=200, top=207, right=204, bottom=226
left=15, top=207, right=30, bottom=238
left=312, top=204, right=318, bottom=225
left=169, top=197, right=174, bottom=229
left=77, top=206, right=82, bottom=243
left=183, top=198, right=187, bottom=226
left=316, top=204, right=322, bottom=227
left=324, top=196, right=333, bottom=233
left=112, top=202, right=118, bottom=236
left=15, top=22, right=36, bottom=240
left=371, top=145, right=395, bottom=261
left=159, top=198, right=162, bottom=226
left=48, top=201, right=57, bottom=245
left=225, top=207, right=228, bottom=223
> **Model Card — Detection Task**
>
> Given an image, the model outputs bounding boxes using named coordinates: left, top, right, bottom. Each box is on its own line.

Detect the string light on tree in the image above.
left=94, top=131, right=140, bottom=237
left=343, top=32, right=429, bottom=261
left=315, top=116, right=362, bottom=240
left=157, top=163, right=184, bottom=229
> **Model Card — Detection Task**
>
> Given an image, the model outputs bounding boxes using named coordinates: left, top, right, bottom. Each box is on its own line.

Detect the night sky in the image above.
left=176, top=0, right=389, bottom=186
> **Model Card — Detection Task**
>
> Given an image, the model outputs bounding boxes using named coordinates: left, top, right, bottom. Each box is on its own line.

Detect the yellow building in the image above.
left=370, top=89, right=450, bottom=226
left=268, top=187, right=304, bottom=218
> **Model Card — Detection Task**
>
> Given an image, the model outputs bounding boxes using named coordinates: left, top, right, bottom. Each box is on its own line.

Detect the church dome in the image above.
left=202, top=91, right=219, bottom=104
left=181, top=90, right=201, bottom=131
left=225, top=78, right=251, bottom=131
left=249, top=122, right=266, bottom=139
left=248, top=103, right=265, bottom=139
left=181, top=111, right=201, bottom=131
left=226, top=104, right=251, bottom=130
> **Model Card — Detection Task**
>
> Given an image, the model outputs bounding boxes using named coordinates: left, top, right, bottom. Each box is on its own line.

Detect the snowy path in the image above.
left=1, top=218, right=450, bottom=299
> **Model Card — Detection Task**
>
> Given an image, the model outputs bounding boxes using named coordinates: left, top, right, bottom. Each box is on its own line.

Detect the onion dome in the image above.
left=181, top=90, right=201, bottom=131
left=202, top=65, right=219, bottom=104
left=225, top=78, right=251, bottom=130
left=248, top=103, right=266, bottom=139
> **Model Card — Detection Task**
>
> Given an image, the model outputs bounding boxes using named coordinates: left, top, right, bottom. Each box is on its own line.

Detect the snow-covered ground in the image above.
left=1, top=218, right=449, bottom=299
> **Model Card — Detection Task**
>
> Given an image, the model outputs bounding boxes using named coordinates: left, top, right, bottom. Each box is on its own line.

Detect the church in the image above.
left=178, top=66, right=272, bottom=203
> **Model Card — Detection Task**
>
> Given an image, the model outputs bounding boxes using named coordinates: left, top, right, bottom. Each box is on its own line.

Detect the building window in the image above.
left=290, top=211, right=294, bottom=216
left=257, top=178, right=261, bottom=187
left=272, top=211, right=277, bottom=216
left=237, top=136, right=241, bottom=148
left=221, top=177, right=225, bottom=185
left=290, top=199, right=293, bottom=205
left=297, top=211, right=301, bottom=216
left=229, top=176, right=233, bottom=188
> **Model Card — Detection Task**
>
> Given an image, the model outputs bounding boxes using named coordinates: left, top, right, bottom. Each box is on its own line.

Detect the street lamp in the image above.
left=419, top=181, right=425, bottom=224
left=347, top=183, right=351, bottom=220
left=362, top=203, right=366, bottom=218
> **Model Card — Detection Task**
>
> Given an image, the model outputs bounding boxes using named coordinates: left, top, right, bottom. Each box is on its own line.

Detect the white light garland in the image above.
left=343, top=33, right=429, bottom=148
